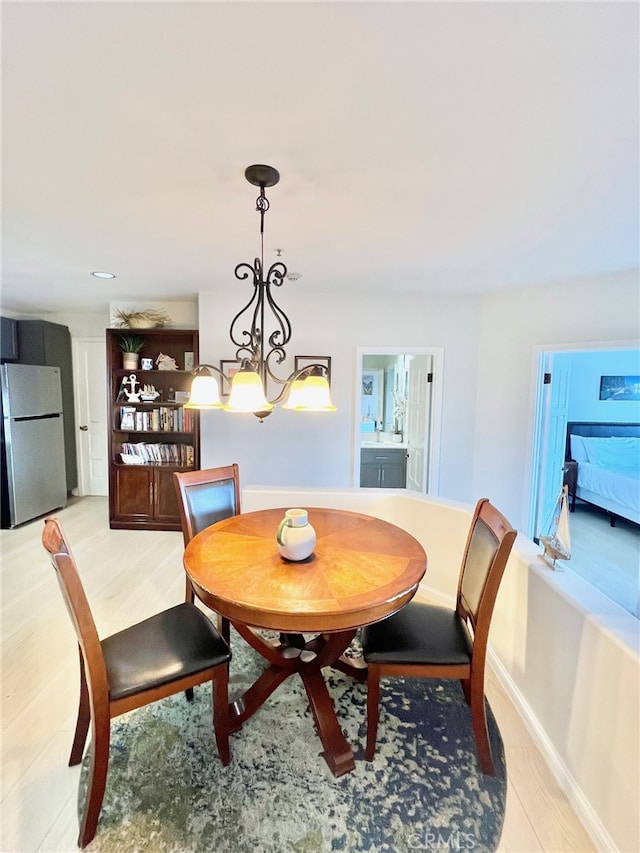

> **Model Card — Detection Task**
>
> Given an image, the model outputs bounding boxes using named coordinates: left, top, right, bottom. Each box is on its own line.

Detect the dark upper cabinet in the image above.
left=17, top=320, right=77, bottom=493
left=1, top=317, right=18, bottom=362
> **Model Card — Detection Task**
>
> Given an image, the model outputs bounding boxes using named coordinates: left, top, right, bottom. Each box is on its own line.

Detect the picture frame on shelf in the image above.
left=184, top=351, right=194, bottom=371
left=294, top=355, right=332, bottom=383
left=219, top=360, right=242, bottom=398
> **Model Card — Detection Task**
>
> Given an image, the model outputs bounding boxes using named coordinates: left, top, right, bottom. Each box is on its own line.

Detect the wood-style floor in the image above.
left=1, top=497, right=596, bottom=852
left=559, top=501, right=639, bottom=617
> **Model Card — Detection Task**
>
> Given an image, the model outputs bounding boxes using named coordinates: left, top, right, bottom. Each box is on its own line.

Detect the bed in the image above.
left=565, top=422, right=640, bottom=525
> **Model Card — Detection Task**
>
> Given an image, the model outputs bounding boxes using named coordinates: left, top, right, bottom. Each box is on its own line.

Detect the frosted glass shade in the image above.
left=282, top=379, right=307, bottom=409
left=226, top=368, right=273, bottom=413
left=185, top=373, right=223, bottom=409
left=287, top=374, right=336, bottom=412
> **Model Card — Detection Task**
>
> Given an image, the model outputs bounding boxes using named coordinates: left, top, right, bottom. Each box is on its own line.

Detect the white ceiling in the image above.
left=2, top=1, right=638, bottom=315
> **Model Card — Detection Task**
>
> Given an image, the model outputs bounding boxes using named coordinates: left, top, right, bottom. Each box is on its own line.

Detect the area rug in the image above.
left=80, top=631, right=506, bottom=852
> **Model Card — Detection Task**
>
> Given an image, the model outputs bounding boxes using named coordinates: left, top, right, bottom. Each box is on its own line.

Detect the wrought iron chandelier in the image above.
left=186, top=165, right=336, bottom=422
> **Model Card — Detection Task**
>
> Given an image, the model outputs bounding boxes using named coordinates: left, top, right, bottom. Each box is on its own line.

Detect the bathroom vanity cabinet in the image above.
left=360, top=447, right=407, bottom=488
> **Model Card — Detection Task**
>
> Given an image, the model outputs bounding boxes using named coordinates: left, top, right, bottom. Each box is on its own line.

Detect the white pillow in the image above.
left=581, top=436, right=640, bottom=470
left=570, top=435, right=589, bottom=463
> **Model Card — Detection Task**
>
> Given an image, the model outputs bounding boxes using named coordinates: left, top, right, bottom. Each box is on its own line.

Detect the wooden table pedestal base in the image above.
left=228, top=624, right=366, bottom=777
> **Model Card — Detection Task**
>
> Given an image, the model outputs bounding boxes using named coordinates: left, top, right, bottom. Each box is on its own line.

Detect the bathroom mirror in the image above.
left=354, top=347, right=443, bottom=493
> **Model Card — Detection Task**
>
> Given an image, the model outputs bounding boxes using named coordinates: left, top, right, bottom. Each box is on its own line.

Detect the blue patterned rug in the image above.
left=81, top=631, right=506, bottom=852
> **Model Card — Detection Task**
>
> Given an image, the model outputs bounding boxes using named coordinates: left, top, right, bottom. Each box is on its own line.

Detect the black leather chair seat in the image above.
left=362, top=601, right=472, bottom=666
left=102, top=603, right=231, bottom=701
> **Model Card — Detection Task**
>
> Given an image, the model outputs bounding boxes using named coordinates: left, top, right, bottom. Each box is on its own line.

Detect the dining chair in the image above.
left=361, top=497, right=517, bottom=775
left=42, top=516, right=231, bottom=849
left=173, top=464, right=241, bottom=641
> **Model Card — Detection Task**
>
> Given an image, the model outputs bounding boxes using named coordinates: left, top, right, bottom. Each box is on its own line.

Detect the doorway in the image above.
left=528, top=341, right=639, bottom=539
left=72, top=336, right=108, bottom=496
left=354, top=347, right=443, bottom=494
left=528, top=341, right=640, bottom=615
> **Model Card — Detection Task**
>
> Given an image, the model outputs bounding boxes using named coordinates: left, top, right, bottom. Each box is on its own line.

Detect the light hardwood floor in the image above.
left=1, top=497, right=596, bottom=852
left=557, top=501, right=639, bottom=617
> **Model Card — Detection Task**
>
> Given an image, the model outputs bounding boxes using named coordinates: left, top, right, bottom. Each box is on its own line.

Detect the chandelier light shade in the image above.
left=186, top=367, right=224, bottom=409
left=283, top=368, right=336, bottom=412
left=225, top=364, right=273, bottom=415
left=186, top=165, right=336, bottom=422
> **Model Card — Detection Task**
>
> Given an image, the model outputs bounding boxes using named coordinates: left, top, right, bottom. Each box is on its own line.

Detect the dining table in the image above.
left=182, top=506, right=427, bottom=776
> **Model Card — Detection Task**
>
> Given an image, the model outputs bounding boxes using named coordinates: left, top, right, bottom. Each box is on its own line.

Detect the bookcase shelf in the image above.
left=106, top=328, right=200, bottom=530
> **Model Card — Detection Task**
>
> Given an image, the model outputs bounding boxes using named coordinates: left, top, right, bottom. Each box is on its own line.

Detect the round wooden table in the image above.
left=183, top=506, right=427, bottom=776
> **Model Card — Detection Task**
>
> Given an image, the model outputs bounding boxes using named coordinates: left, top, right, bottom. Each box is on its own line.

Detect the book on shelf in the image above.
left=120, top=406, right=136, bottom=430
left=120, top=442, right=195, bottom=467
left=118, top=405, right=194, bottom=432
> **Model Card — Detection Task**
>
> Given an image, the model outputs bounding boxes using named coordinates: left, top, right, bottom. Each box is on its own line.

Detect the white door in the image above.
left=406, top=355, right=433, bottom=493
left=73, top=337, right=108, bottom=496
left=531, top=352, right=570, bottom=539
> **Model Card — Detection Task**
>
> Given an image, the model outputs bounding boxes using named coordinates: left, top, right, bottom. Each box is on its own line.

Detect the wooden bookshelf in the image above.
left=106, top=328, right=200, bottom=530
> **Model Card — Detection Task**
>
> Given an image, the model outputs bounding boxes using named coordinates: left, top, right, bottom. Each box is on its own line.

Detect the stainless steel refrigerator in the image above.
left=1, top=363, right=67, bottom=527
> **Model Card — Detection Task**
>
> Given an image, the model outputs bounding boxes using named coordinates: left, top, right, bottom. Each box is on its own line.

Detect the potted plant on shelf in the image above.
left=119, top=334, right=145, bottom=370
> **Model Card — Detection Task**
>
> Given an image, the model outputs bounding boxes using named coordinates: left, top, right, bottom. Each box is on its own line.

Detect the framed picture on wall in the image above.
left=599, top=375, right=640, bottom=401
left=294, top=355, right=332, bottom=383
left=219, top=360, right=242, bottom=398
left=361, top=369, right=384, bottom=423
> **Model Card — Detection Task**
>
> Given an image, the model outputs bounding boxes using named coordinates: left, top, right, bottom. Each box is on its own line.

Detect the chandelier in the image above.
left=186, top=165, right=336, bottom=422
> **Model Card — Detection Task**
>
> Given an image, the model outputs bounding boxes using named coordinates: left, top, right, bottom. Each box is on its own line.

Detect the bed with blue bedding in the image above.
left=566, top=422, right=640, bottom=525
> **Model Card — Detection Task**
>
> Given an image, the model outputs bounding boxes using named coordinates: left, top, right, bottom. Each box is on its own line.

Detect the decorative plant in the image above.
left=114, top=308, right=171, bottom=329
left=392, top=391, right=407, bottom=433
left=118, top=334, right=145, bottom=354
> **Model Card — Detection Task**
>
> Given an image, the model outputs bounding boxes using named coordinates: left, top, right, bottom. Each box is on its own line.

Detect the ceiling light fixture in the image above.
left=91, top=271, right=116, bottom=279
left=186, top=165, right=336, bottom=422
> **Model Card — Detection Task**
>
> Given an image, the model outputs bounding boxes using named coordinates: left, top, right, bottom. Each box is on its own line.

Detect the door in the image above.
left=406, top=355, right=432, bottom=492
left=154, top=467, right=183, bottom=523
left=4, top=415, right=67, bottom=525
left=354, top=347, right=443, bottom=494
left=529, top=352, right=571, bottom=539
left=73, top=337, right=108, bottom=495
left=0, top=363, right=63, bottom=417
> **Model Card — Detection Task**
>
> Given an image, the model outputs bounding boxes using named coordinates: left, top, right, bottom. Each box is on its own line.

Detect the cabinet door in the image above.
left=113, top=466, right=153, bottom=521
left=380, top=461, right=406, bottom=488
left=360, top=463, right=380, bottom=488
left=153, top=467, right=182, bottom=525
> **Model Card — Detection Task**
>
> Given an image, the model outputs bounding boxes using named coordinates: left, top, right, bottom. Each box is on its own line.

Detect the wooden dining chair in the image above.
left=361, top=497, right=517, bottom=775
left=173, top=464, right=241, bottom=638
left=42, top=516, right=232, bottom=849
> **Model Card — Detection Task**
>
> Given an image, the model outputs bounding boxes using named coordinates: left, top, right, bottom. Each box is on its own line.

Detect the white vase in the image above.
left=276, top=508, right=316, bottom=561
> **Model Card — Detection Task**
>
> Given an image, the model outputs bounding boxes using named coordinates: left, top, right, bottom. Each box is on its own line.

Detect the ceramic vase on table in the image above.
left=276, top=508, right=316, bottom=561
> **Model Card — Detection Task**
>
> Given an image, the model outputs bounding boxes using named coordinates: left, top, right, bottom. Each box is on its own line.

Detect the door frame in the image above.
left=353, top=346, right=444, bottom=494
left=527, top=338, right=639, bottom=539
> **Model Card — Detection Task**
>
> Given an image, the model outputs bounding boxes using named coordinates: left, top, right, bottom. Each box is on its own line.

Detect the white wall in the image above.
left=567, top=348, right=640, bottom=422
left=198, top=286, right=481, bottom=502
left=199, top=269, right=639, bottom=530
left=472, top=270, right=640, bottom=530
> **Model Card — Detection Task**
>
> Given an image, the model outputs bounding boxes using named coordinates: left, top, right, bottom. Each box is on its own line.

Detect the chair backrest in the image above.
left=456, top=498, right=517, bottom=645
left=42, top=517, right=109, bottom=705
left=173, top=464, right=241, bottom=546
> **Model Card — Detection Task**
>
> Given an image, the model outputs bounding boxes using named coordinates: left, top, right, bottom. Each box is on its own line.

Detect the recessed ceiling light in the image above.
left=91, top=271, right=116, bottom=279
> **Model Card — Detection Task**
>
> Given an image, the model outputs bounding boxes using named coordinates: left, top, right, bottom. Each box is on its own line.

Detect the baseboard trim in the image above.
left=487, top=648, right=617, bottom=853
